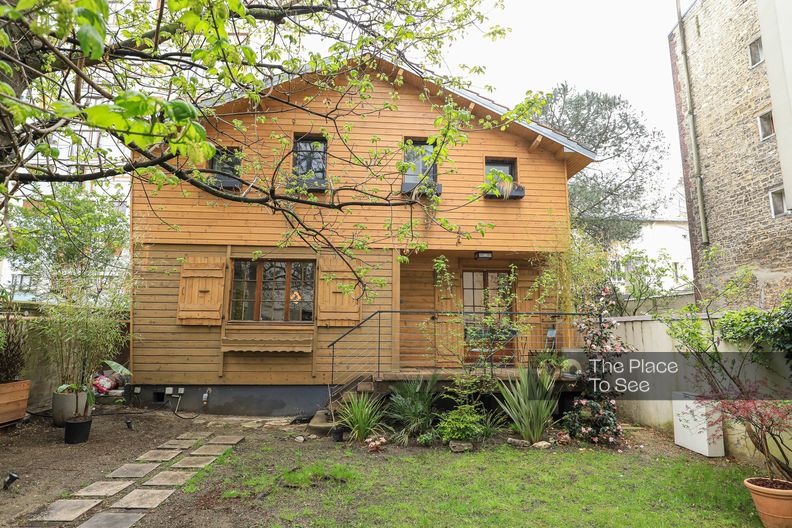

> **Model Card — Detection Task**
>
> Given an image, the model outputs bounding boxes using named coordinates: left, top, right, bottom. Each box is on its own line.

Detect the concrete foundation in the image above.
left=126, top=384, right=328, bottom=417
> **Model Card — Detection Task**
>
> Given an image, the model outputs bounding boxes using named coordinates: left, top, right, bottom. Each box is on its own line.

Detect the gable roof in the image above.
left=200, top=58, right=597, bottom=177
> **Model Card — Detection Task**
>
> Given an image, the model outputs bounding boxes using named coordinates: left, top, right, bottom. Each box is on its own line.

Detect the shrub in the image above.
left=337, top=392, right=386, bottom=442
left=386, top=375, right=439, bottom=445
left=416, top=430, right=439, bottom=447
left=564, top=394, right=622, bottom=446
left=436, top=404, right=485, bottom=443
left=497, top=368, right=559, bottom=443
left=0, top=300, right=26, bottom=384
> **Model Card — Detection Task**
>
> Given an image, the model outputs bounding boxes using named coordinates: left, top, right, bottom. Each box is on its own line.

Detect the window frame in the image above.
left=758, top=110, right=775, bottom=141
left=461, top=270, right=513, bottom=315
left=748, top=36, right=764, bottom=68
left=292, top=134, right=328, bottom=190
left=769, top=186, right=789, bottom=218
left=403, top=138, right=438, bottom=184
left=209, top=146, right=243, bottom=191
left=229, top=259, right=316, bottom=323
left=485, top=158, right=517, bottom=183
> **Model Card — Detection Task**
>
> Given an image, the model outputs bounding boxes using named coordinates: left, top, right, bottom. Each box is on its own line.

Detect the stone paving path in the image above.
left=25, top=431, right=245, bottom=528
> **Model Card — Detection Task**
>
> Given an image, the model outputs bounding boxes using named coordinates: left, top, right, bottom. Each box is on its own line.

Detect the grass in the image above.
left=193, top=439, right=761, bottom=528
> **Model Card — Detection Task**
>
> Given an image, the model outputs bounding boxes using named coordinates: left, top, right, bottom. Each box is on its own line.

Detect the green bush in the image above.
left=337, top=392, right=386, bottom=442
left=497, top=367, right=558, bottom=444
left=563, top=394, right=622, bottom=446
left=436, top=404, right=485, bottom=443
left=386, top=375, right=439, bottom=445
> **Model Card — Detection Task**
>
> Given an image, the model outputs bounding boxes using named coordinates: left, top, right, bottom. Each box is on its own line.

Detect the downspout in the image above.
left=676, top=0, right=710, bottom=244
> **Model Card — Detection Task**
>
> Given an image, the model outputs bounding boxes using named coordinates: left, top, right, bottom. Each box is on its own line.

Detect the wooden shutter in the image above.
left=316, top=254, right=361, bottom=327
left=177, top=257, right=226, bottom=326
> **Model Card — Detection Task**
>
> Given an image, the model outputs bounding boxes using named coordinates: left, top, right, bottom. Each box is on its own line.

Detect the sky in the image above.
left=443, top=0, right=693, bottom=217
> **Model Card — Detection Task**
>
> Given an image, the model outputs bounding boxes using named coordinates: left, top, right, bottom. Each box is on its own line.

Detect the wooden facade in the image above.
left=130, top=60, right=594, bottom=387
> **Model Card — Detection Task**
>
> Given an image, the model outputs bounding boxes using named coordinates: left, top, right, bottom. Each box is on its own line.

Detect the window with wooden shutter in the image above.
left=316, top=254, right=361, bottom=327
left=177, top=257, right=227, bottom=326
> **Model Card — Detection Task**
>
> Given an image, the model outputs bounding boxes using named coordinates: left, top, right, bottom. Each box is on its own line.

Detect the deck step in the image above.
left=307, top=410, right=337, bottom=435
left=356, top=381, right=375, bottom=393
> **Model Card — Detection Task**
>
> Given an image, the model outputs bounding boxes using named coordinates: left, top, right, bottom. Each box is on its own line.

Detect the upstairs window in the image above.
left=758, top=111, right=775, bottom=140
left=749, top=37, right=764, bottom=67
left=404, top=139, right=437, bottom=184
left=485, top=159, right=515, bottom=182
left=293, top=135, right=327, bottom=189
left=231, top=260, right=315, bottom=322
left=484, top=158, right=524, bottom=199
left=209, top=147, right=243, bottom=190
left=770, top=187, right=788, bottom=218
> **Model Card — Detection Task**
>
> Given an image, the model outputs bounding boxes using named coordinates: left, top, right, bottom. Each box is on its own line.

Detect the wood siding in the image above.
left=132, top=244, right=393, bottom=385
left=130, top=70, right=575, bottom=386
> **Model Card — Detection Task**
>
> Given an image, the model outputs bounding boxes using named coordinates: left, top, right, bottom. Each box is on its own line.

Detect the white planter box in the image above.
left=672, top=392, right=725, bottom=457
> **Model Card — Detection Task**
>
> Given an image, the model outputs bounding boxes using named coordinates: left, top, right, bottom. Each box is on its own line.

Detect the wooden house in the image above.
left=129, top=59, right=596, bottom=415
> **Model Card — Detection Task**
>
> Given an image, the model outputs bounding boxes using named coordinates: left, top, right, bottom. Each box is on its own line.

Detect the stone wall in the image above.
left=670, top=0, right=792, bottom=308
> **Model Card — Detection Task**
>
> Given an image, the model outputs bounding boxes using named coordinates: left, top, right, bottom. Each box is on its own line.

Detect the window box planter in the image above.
left=401, top=182, right=442, bottom=196
left=483, top=182, right=525, bottom=200
left=0, top=379, right=31, bottom=427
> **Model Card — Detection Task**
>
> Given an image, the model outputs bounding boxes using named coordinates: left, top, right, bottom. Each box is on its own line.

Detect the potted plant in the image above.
left=35, top=302, right=127, bottom=431
left=0, top=292, right=29, bottom=427
left=710, top=399, right=792, bottom=528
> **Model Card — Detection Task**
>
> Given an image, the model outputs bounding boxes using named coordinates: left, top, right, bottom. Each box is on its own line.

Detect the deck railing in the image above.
left=327, top=310, right=589, bottom=386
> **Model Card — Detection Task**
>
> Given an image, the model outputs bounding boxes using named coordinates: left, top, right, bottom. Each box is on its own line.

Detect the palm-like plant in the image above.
left=386, top=375, right=439, bottom=445
left=497, top=368, right=559, bottom=444
left=337, top=392, right=386, bottom=442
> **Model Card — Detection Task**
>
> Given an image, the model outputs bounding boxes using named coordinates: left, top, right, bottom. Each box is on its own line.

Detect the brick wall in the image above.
left=670, top=0, right=792, bottom=307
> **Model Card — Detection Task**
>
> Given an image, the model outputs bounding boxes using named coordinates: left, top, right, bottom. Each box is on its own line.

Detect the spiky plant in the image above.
left=497, top=368, right=559, bottom=444
left=337, top=392, right=386, bottom=442
left=386, top=375, right=440, bottom=445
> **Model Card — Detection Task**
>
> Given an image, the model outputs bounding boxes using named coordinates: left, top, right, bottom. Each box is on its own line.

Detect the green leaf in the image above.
left=76, top=0, right=108, bottom=20
left=0, top=81, right=14, bottom=97
left=0, top=61, right=11, bottom=77
left=0, top=29, right=9, bottom=48
left=169, top=100, right=197, bottom=122
left=14, top=0, right=36, bottom=11
left=76, top=24, right=104, bottom=60
left=52, top=100, right=81, bottom=117
left=103, top=359, right=132, bottom=376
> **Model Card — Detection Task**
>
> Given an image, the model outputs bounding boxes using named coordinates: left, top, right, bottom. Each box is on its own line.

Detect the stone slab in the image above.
left=206, top=435, right=244, bottom=445
left=112, top=489, right=175, bottom=509
left=142, top=470, right=196, bottom=486
left=171, top=456, right=216, bottom=469
left=177, top=431, right=212, bottom=440
left=75, top=480, right=135, bottom=497
left=136, top=449, right=181, bottom=462
left=191, top=444, right=231, bottom=456
left=76, top=512, right=146, bottom=528
left=108, top=463, right=160, bottom=479
left=158, top=439, right=195, bottom=449
left=32, top=499, right=102, bottom=522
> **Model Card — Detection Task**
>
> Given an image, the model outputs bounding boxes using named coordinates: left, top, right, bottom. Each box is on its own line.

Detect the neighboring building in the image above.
left=669, top=0, right=792, bottom=307
left=626, top=217, right=694, bottom=292
left=128, top=58, right=596, bottom=415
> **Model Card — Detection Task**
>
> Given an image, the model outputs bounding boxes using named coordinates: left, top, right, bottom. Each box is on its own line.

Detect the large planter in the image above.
left=52, top=391, right=92, bottom=427
left=0, top=380, right=31, bottom=427
left=744, top=478, right=792, bottom=528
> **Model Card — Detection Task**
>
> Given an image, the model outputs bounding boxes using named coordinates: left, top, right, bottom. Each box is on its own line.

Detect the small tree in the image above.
left=661, top=249, right=791, bottom=480
left=607, top=250, right=687, bottom=316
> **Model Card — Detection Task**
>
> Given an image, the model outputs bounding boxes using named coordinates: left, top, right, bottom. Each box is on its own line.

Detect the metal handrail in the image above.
left=328, top=309, right=590, bottom=385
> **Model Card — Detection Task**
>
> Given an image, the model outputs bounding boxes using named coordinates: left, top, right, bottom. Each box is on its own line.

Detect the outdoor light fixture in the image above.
left=125, top=418, right=134, bottom=430
left=3, top=473, right=19, bottom=490
left=474, top=251, right=493, bottom=260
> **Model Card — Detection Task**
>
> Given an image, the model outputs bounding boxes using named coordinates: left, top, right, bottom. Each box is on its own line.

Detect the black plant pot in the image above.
left=330, top=428, right=344, bottom=442
left=64, top=417, right=92, bottom=444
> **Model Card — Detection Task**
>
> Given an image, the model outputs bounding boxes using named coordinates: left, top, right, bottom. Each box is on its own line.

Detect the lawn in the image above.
left=139, top=427, right=761, bottom=528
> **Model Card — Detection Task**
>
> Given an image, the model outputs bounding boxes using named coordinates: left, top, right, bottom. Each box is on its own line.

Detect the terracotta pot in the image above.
left=52, top=391, right=92, bottom=427
left=744, top=478, right=792, bottom=528
left=0, top=380, right=30, bottom=427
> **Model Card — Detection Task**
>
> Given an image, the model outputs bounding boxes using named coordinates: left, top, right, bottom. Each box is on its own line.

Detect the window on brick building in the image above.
left=758, top=111, right=775, bottom=140
left=769, top=187, right=788, bottom=218
left=749, top=37, right=764, bottom=67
